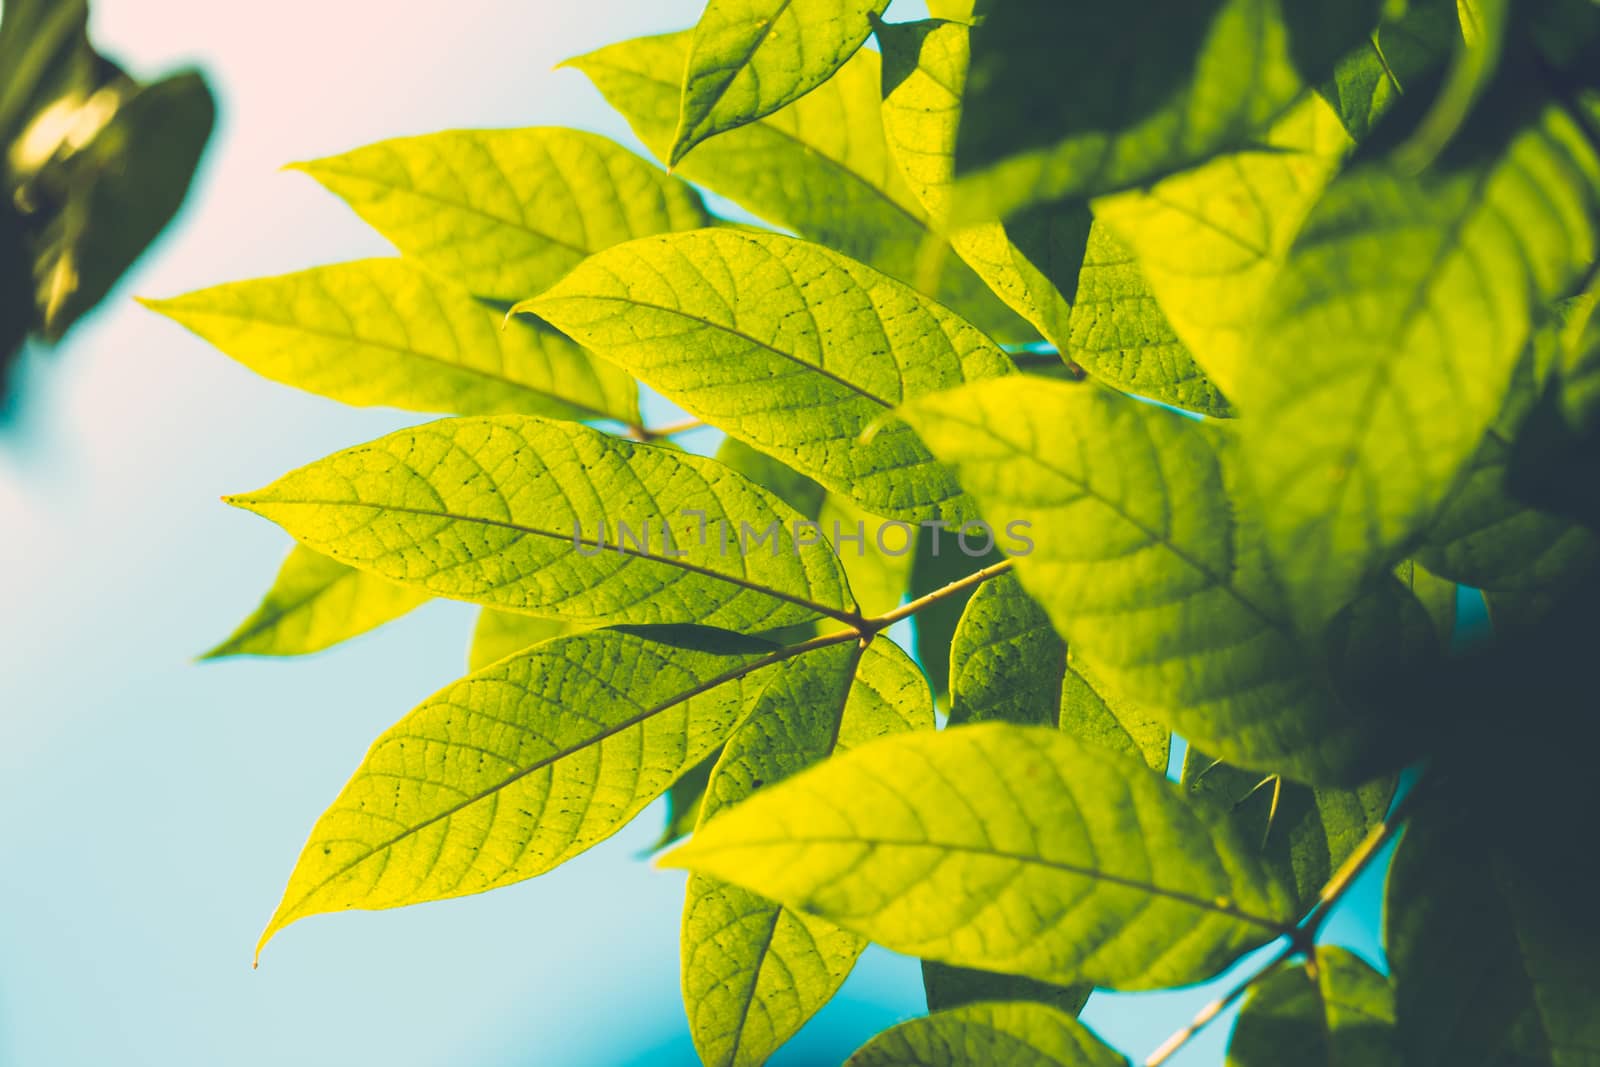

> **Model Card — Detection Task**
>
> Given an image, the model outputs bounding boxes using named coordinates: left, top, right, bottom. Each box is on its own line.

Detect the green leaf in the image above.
left=1228, top=948, right=1400, bottom=1067
left=950, top=574, right=1169, bottom=772
left=715, top=437, right=826, bottom=522
left=1418, top=344, right=1600, bottom=595
left=1393, top=0, right=1509, bottom=173
left=898, top=377, right=1409, bottom=784
left=1238, top=89, right=1600, bottom=626
left=1419, top=424, right=1600, bottom=594
left=565, top=31, right=1032, bottom=342
left=947, top=572, right=1062, bottom=729
left=948, top=0, right=1381, bottom=221
left=204, top=545, right=429, bottom=659
left=664, top=723, right=1297, bottom=990
left=521, top=229, right=1017, bottom=523
left=823, top=491, right=916, bottom=617
left=921, top=961, right=1091, bottom=1019
left=226, top=415, right=855, bottom=632
left=1180, top=746, right=1393, bottom=913
left=467, top=609, right=575, bottom=671
left=143, top=259, right=640, bottom=424
left=1386, top=800, right=1600, bottom=1067
left=683, top=638, right=932, bottom=1067
left=30, top=70, right=215, bottom=341
left=1316, top=0, right=1461, bottom=143
left=256, top=624, right=790, bottom=958
left=878, top=17, right=1089, bottom=349
left=907, top=519, right=1003, bottom=706
left=292, top=128, right=708, bottom=303
left=845, top=1001, right=1128, bottom=1067
left=925, top=0, right=984, bottom=20
left=1089, top=95, right=1351, bottom=400
left=1067, top=224, right=1233, bottom=416
left=1395, top=560, right=1457, bottom=649
left=648, top=749, right=719, bottom=853
left=671, top=0, right=890, bottom=165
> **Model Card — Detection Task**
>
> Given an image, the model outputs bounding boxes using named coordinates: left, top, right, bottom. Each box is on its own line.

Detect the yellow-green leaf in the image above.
left=1067, top=224, right=1233, bottom=416
left=671, top=0, right=890, bottom=165
left=1090, top=95, right=1351, bottom=400
left=1239, top=93, right=1600, bottom=625
left=467, top=609, right=575, bottom=671
left=950, top=573, right=1170, bottom=772
left=227, top=415, right=855, bottom=632
left=521, top=229, right=1016, bottom=524
left=683, top=638, right=932, bottom=1067
left=256, top=625, right=789, bottom=958
left=665, top=723, right=1297, bottom=990
left=293, top=128, right=707, bottom=302
left=204, top=545, right=428, bottom=659
left=846, top=1001, right=1128, bottom=1066
left=898, top=377, right=1414, bottom=784
left=878, top=17, right=1086, bottom=349
left=143, top=259, right=640, bottom=424
left=948, top=0, right=1379, bottom=221
left=565, top=31, right=1031, bottom=342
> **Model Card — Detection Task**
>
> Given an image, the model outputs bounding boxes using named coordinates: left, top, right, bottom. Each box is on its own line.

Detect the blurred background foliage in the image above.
left=1, top=0, right=212, bottom=406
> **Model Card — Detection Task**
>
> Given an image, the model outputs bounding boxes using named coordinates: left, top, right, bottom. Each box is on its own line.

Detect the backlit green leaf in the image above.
left=467, top=609, right=575, bottom=671
left=256, top=624, right=788, bottom=958
left=521, top=229, right=1016, bottom=524
left=1228, top=948, right=1400, bottom=1067
left=948, top=0, right=1380, bottom=221
left=204, top=545, right=428, bottom=659
left=950, top=574, right=1169, bottom=771
left=1180, top=746, right=1394, bottom=913
left=1067, top=224, right=1232, bottom=416
left=1240, top=91, right=1600, bottom=625
left=898, top=377, right=1409, bottom=784
left=565, top=32, right=1031, bottom=342
left=665, top=723, right=1297, bottom=990
left=226, top=415, right=855, bottom=632
left=143, top=259, right=640, bottom=424
left=671, top=0, right=889, bottom=165
left=292, top=128, right=708, bottom=302
left=1316, top=0, right=1461, bottom=143
left=1395, top=561, right=1457, bottom=649
left=921, top=961, right=1090, bottom=1019
left=846, top=1001, right=1128, bottom=1067
left=1090, top=95, right=1351, bottom=400
left=1418, top=345, right=1600, bottom=595
left=683, top=638, right=932, bottom=1067
left=878, top=17, right=1088, bottom=349
left=649, top=750, right=720, bottom=854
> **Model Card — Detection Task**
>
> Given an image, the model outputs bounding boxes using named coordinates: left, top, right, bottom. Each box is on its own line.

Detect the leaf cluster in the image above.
left=152, top=0, right=1600, bottom=1062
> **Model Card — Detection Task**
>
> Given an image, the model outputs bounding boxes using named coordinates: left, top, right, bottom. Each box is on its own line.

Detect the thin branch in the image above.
left=1144, top=948, right=1290, bottom=1067
left=1143, top=770, right=1430, bottom=1066
left=864, top=558, right=1016, bottom=633
left=636, top=418, right=707, bottom=441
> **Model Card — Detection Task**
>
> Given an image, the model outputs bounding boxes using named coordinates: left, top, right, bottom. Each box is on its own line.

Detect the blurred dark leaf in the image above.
left=1, top=0, right=213, bottom=402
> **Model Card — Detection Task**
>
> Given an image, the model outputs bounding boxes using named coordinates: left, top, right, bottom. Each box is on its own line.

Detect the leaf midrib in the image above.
left=697, top=832, right=1289, bottom=930
left=244, top=497, right=856, bottom=625
left=675, top=0, right=801, bottom=153
left=919, top=404, right=1287, bottom=632
left=304, top=160, right=598, bottom=260
left=268, top=629, right=862, bottom=938
left=535, top=294, right=900, bottom=410
left=171, top=303, right=618, bottom=421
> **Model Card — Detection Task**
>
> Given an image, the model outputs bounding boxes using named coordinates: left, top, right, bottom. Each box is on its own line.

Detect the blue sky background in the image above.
left=0, top=2, right=1419, bottom=1063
